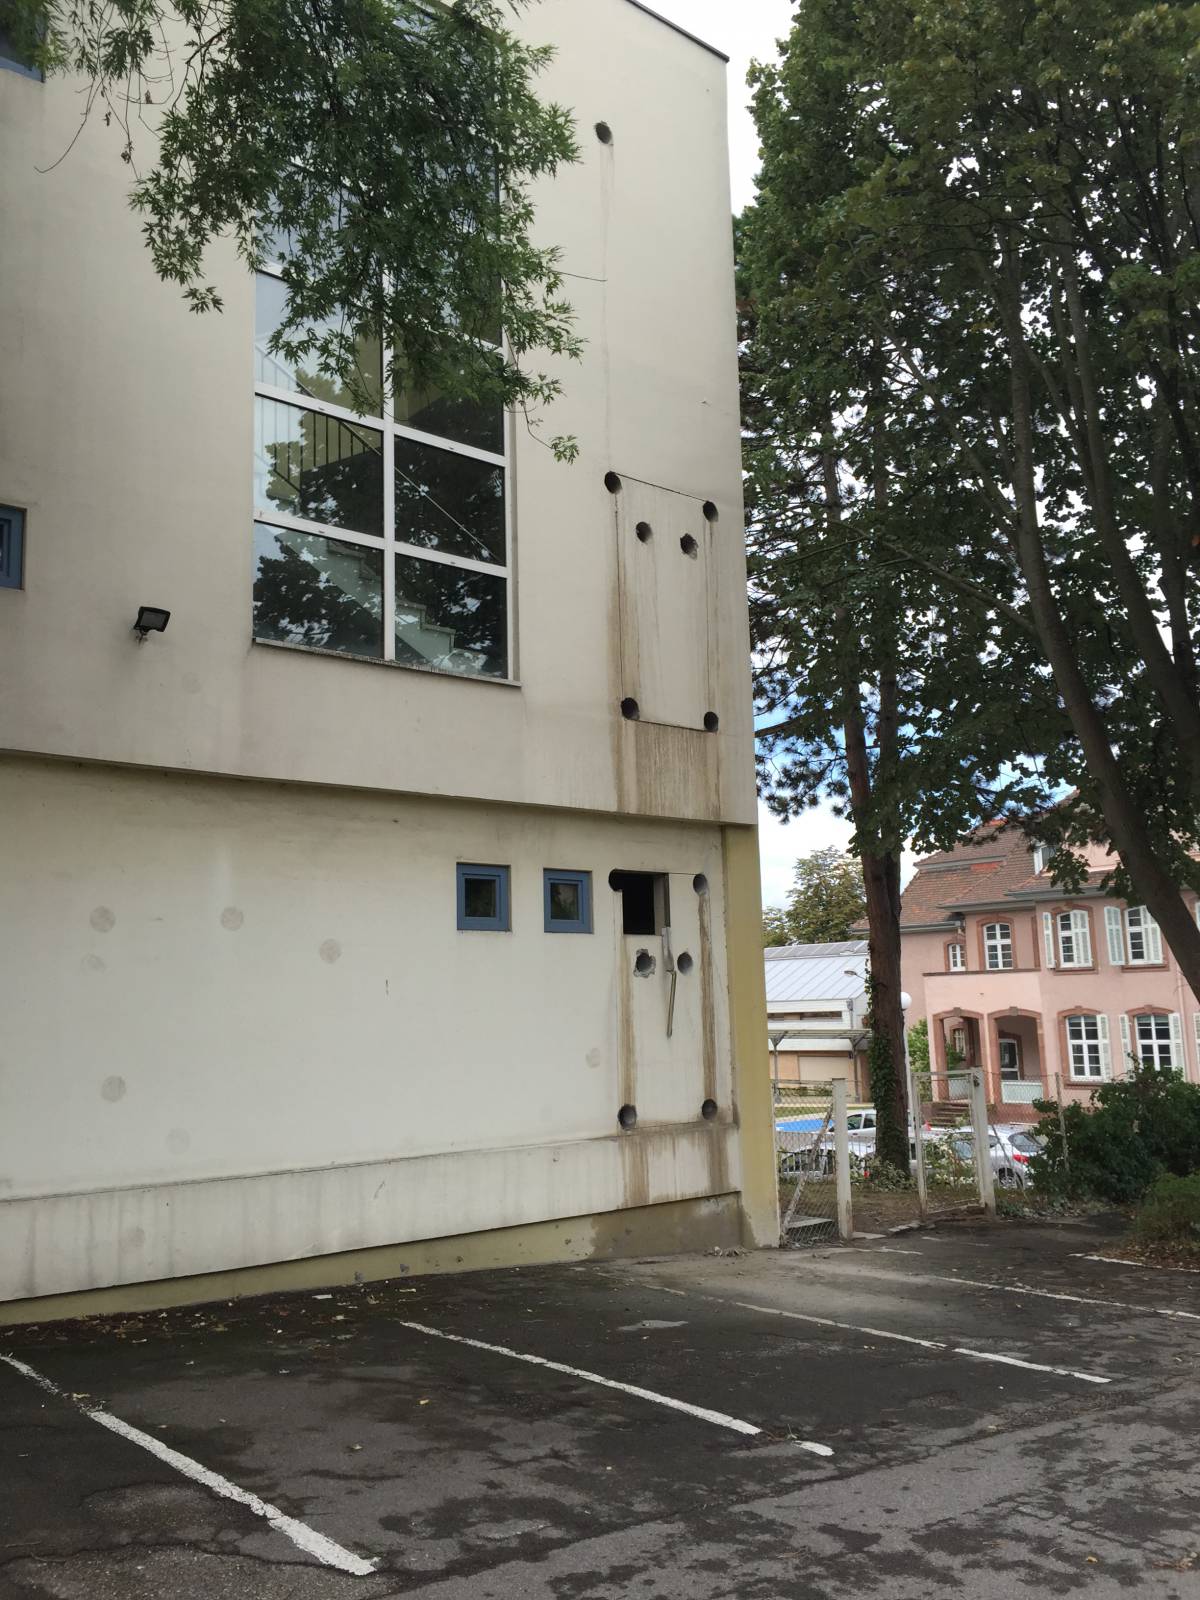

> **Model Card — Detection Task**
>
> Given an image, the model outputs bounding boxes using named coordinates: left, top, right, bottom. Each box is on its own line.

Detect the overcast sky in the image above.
left=641, top=2, right=864, bottom=906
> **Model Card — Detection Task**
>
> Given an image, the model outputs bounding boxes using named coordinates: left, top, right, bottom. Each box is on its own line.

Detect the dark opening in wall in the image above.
left=693, top=873, right=709, bottom=895
left=703, top=712, right=719, bottom=733
left=701, top=1098, right=718, bottom=1122
left=680, top=534, right=698, bottom=558
left=620, top=697, right=640, bottom=720
left=608, top=870, right=669, bottom=936
left=605, top=471, right=622, bottom=494
left=635, top=521, right=653, bottom=543
left=618, top=1103, right=638, bottom=1130
left=595, top=121, right=614, bottom=144
left=702, top=500, right=719, bottom=523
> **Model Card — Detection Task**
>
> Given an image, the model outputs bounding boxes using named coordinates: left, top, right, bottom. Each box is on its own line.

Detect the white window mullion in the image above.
left=391, top=538, right=508, bottom=579
left=503, top=403, right=516, bottom=681
left=252, top=509, right=386, bottom=552
left=381, top=323, right=396, bottom=663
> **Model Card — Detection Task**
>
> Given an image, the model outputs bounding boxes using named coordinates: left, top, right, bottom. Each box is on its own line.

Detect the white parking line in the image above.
left=397, top=1320, right=833, bottom=1456
left=870, top=1267, right=1200, bottom=1322
left=1071, top=1254, right=1200, bottom=1276
left=722, top=1299, right=1110, bottom=1386
left=1, top=1354, right=376, bottom=1576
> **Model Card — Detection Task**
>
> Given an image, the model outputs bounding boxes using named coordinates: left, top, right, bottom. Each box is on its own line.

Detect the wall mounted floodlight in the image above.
left=133, top=605, right=170, bottom=642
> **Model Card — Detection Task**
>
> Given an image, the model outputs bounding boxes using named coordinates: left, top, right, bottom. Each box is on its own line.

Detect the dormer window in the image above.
left=1032, top=845, right=1049, bottom=875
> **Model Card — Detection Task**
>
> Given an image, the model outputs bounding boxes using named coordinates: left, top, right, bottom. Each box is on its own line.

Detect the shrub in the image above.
left=1030, top=1065, right=1200, bottom=1205
left=1133, top=1173, right=1200, bottom=1253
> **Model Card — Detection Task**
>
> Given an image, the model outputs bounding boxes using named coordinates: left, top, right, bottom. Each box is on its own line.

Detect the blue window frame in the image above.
left=457, top=863, right=510, bottom=932
left=544, top=869, right=592, bottom=934
left=0, top=25, right=43, bottom=78
left=0, top=505, right=25, bottom=589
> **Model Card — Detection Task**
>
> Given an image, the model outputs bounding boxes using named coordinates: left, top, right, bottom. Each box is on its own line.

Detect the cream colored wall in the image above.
left=0, top=0, right=754, bottom=826
left=0, top=4, right=774, bottom=1303
left=0, top=754, right=744, bottom=1299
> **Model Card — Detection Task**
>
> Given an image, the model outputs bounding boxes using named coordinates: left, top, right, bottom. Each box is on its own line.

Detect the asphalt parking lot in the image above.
left=3, top=1217, right=1199, bottom=1598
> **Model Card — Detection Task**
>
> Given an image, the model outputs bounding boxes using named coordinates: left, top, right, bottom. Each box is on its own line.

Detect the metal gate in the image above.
left=911, top=1068, right=994, bottom=1222
left=775, top=1081, right=851, bottom=1246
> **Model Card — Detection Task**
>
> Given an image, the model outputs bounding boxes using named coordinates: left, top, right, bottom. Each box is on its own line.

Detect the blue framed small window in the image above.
left=0, top=23, right=43, bottom=79
left=457, top=863, right=510, bottom=931
left=544, top=869, right=592, bottom=934
left=0, top=505, right=25, bottom=589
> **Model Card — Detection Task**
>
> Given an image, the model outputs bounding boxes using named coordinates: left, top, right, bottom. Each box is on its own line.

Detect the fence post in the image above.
left=832, top=1077, right=853, bottom=1241
left=905, top=1043, right=929, bottom=1223
left=1055, top=1072, right=1070, bottom=1171
left=968, top=1068, right=996, bottom=1216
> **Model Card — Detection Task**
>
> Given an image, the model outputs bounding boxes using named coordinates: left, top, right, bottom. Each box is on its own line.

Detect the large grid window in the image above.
left=1056, top=910, right=1092, bottom=968
left=1066, top=1014, right=1106, bottom=1080
left=983, top=922, right=1014, bottom=971
left=1135, top=1014, right=1174, bottom=1071
left=1124, top=905, right=1163, bottom=965
left=252, top=265, right=510, bottom=679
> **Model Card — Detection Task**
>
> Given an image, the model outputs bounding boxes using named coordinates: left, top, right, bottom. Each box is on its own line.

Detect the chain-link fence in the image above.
left=914, top=1070, right=988, bottom=1220
left=775, top=1083, right=842, bottom=1245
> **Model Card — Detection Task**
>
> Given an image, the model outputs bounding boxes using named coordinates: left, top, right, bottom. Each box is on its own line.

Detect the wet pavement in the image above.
left=2, top=1216, right=1198, bottom=1597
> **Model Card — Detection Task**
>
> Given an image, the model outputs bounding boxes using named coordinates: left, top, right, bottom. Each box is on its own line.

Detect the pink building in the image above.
left=900, top=824, right=1200, bottom=1121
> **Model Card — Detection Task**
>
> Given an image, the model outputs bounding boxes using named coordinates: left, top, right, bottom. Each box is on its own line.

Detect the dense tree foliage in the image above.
left=4, top=0, right=580, bottom=452
left=743, top=0, right=1200, bottom=1049
left=762, top=848, right=867, bottom=947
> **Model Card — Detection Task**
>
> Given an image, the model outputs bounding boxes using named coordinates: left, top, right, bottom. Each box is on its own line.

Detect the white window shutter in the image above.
left=1072, top=909, right=1092, bottom=966
left=1145, top=912, right=1163, bottom=964
left=1118, top=1013, right=1130, bottom=1075
left=1042, top=912, right=1056, bottom=968
left=1097, top=1014, right=1112, bottom=1079
left=1169, top=1013, right=1184, bottom=1074
left=1194, top=1013, right=1200, bottom=1080
left=1105, top=906, right=1125, bottom=966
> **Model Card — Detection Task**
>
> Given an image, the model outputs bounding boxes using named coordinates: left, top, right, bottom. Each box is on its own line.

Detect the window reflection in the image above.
left=253, top=524, right=384, bottom=658
left=394, top=436, right=504, bottom=564
left=255, top=397, right=384, bottom=539
left=395, top=554, right=507, bottom=679
left=255, top=275, right=384, bottom=415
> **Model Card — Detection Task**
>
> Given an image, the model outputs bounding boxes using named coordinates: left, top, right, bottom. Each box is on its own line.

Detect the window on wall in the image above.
left=456, top=864, right=510, bottom=931
left=1032, top=845, right=1049, bottom=874
left=983, top=922, right=1014, bottom=970
left=0, top=505, right=24, bottom=588
left=1056, top=910, right=1092, bottom=968
left=948, top=942, right=966, bottom=972
left=544, top=870, right=592, bottom=935
left=252, top=262, right=509, bottom=678
left=0, top=20, right=42, bottom=77
left=1124, top=905, right=1163, bottom=965
left=1066, top=1014, right=1108, bottom=1080
left=1134, top=1014, right=1175, bottom=1071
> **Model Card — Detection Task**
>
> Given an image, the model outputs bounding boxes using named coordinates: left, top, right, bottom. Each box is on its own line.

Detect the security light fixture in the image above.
left=133, top=606, right=170, bottom=641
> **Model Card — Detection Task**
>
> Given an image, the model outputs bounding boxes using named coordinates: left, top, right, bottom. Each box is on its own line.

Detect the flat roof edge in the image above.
left=622, top=0, right=729, bottom=62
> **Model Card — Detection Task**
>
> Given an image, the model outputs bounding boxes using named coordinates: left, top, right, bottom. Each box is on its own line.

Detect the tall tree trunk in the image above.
left=823, top=434, right=910, bottom=1172
left=999, top=256, right=1200, bottom=998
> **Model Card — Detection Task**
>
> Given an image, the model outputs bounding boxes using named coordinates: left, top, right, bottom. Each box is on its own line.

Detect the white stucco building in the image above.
left=0, top=0, right=776, bottom=1319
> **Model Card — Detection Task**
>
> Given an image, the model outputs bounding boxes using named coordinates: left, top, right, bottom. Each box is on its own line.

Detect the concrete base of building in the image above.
left=0, top=1192, right=744, bottom=1327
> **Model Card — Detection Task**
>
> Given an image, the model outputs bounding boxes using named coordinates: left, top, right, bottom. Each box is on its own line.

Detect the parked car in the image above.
left=935, top=1127, right=1042, bottom=1187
